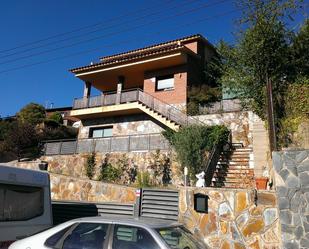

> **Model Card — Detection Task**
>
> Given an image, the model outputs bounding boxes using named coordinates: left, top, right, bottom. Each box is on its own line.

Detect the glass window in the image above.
left=156, top=226, right=207, bottom=249
left=0, top=183, right=43, bottom=221
left=112, top=225, right=159, bottom=249
left=90, top=126, right=113, bottom=138
left=63, top=223, right=108, bottom=249
left=156, top=75, right=174, bottom=91
left=45, top=225, right=73, bottom=248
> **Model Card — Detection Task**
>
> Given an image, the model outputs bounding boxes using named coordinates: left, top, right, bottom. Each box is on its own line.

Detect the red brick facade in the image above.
left=143, top=65, right=187, bottom=105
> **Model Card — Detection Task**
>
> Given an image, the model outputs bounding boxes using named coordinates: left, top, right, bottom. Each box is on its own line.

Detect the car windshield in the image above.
left=156, top=226, right=207, bottom=249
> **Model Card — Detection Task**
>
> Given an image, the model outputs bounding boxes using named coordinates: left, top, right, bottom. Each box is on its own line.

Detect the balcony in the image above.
left=70, top=89, right=201, bottom=130
left=73, top=89, right=140, bottom=110
left=43, top=133, right=169, bottom=155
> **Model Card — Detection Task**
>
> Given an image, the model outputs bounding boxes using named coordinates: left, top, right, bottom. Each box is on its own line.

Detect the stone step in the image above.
left=212, top=174, right=254, bottom=180
left=217, top=161, right=250, bottom=166
left=224, top=151, right=251, bottom=156
left=234, top=147, right=252, bottom=151
left=220, top=153, right=250, bottom=158
left=216, top=168, right=254, bottom=174
left=219, top=158, right=250, bottom=162
left=215, top=168, right=254, bottom=174
left=211, top=181, right=255, bottom=189
left=216, top=167, right=251, bottom=172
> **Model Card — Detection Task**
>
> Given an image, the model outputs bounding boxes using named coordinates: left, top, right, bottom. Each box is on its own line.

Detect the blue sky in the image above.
left=0, top=0, right=307, bottom=117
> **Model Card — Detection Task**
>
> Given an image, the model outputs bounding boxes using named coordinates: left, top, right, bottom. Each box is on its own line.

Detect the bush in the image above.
left=187, top=85, right=222, bottom=115
left=17, top=103, right=46, bottom=125
left=163, top=125, right=229, bottom=181
left=137, top=171, right=151, bottom=188
left=148, top=150, right=171, bottom=185
left=85, top=152, right=96, bottom=179
left=98, top=154, right=121, bottom=182
left=47, top=112, right=63, bottom=124
left=278, top=76, right=309, bottom=147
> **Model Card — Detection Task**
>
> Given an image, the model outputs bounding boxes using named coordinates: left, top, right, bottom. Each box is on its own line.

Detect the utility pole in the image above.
left=266, top=76, right=277, bottom=154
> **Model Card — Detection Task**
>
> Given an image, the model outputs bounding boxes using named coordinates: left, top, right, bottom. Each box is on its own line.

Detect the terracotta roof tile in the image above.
left=70, top=34, right=211, bottom=74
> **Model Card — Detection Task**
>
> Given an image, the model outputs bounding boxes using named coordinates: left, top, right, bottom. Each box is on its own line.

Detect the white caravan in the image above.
left=0, top=165, right=52, bottom=249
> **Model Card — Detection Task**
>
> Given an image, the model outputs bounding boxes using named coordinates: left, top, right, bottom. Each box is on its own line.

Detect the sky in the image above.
left=0, top=0, right=307, bottom=117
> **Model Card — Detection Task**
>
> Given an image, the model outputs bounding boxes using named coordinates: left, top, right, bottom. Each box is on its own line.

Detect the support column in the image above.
left=83, top=81, right=92, bottom=98
left=116, top=76, right=124, bottom=104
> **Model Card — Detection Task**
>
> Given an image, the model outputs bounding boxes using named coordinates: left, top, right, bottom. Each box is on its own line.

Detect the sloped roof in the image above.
left=69, top=34, right=213, bottom=74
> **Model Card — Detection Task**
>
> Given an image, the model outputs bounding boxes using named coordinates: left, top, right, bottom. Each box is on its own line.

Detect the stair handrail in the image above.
left=73, top=88, right=206, bottom=127
left=204, top=130, right=232, bottom=186
left=136, top=89, right=205, bottom=127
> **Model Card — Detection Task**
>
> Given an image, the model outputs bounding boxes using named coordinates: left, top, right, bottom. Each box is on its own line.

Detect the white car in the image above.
left=9, top=215, right=208, bottom=249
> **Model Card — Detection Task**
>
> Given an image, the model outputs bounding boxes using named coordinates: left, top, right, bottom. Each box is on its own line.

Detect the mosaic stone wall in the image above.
left=273, top=150, right=309, bottom=249
left=179, top=187, right=281, bottom=249
left=78, top=114, right=164, bottom=139
left=49, top=173, right=137, bottom=203
left=41, top=152, right=183, bottom=185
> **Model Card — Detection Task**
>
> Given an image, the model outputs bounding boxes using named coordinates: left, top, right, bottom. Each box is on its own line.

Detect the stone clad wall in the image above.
left=78, top=114, right=164, bottom=139
left=273, top=150, right=309, bottom=249
left=5, top=162, right=138, bottom=204
left=41, top=151, right=182, bottom=185
left=179, top=187, right=281, bottom=249
left=50, top=173, right=137, bottom=203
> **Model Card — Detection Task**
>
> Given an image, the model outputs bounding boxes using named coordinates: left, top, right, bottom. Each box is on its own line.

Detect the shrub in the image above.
left=163, top=125, right=229, bottom=181
left=85, top=152, right=96, bottom=179
left=137, top=171, right=151, bottom=188
left=278, top=76, right=309, bottom=147
left=148, top=150, right=171, bottom=185
left=48, top=112, right=63, bottom=124
left=17, top=103, right=46, bottom=125
left=98, top=154, right=121, bottom=183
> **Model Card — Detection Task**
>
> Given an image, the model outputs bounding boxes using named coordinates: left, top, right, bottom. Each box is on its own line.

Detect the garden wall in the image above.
left=49, top=173, right=137, bottom=203
left=179, top=187, right=281, bottom=249
left=41, top=151, right=182, bottom=185
left=273, top=150, right=309, bottom=249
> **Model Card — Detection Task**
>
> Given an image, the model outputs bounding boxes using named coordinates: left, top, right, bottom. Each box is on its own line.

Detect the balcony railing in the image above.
left=73, top=89, right=204, bottom=127
left=43, top=133, right=169, bottom=155
left=199, top=98, right=243, bottom=114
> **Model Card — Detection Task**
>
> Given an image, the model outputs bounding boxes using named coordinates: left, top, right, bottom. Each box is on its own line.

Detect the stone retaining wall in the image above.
left=41, top=151, right=182, bottom=185
left=179, top=187, right=281, bottom=249
left=273, top=150, right=309, bottom=249
left=49, top=173, right=137, bottom=203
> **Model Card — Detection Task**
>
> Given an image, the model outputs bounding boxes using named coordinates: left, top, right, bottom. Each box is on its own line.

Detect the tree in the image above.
left=220, top=0, right=303, bottom=149
left=290, top=18, right=309, bottom=78
left=47, top=111, right=63, bottom=125
left=2, top=121, right=39, bottom=161
left=17, top=103, right=46, bottom=125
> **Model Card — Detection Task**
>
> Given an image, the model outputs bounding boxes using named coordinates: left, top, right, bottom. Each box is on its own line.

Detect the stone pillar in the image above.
left=83, top=81, right=92, bottom=98
left=116, top=76, right=124, bottom=104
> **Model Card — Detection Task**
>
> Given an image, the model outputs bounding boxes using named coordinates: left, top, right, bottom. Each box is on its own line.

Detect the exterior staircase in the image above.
left=71, top=89, right=202, bottom=131
left=211, top=145, right=255, bottom=188
left=138, top=103, right=180, bottom=131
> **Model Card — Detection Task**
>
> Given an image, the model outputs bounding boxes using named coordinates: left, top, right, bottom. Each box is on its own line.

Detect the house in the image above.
left=69, top=34, right=215, bottom=141
left=43, top=34, right=270, bottom=188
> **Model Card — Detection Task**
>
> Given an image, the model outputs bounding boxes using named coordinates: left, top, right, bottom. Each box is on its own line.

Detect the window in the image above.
left=45, top=225, right=74, bottom=248
left=156, top=226, right=207, bottom=249
left=90, top=126, right=113, bottom=138
left=112, top=225, right=159, bottom=249
left=156, top=75, right=174, bottom=91
left=63, top=223, right=108, bottom=249
left=0, top=183, right=43, bottom=221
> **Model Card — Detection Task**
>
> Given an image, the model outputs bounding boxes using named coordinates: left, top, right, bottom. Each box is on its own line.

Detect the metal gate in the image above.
left=140, top=189, right=179, bottom=221
left=52, top=201, right=135, bottom=225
